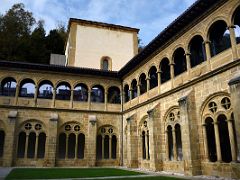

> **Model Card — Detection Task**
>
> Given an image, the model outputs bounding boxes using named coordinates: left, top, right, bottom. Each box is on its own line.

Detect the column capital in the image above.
left=202, top=123, right=206, bottom=127
left=203, top=40, right=211, bottom=44
left=227, top=25, right=236, bottom=30
left=184, top=52, right=191, bottom=56
left=169, top=62, right=175, bottom=66
left=226, top=119, right=233, bottom=122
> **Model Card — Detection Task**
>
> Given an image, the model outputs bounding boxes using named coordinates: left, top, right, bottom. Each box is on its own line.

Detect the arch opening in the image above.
left=17, top=132, right=26, bottom=158
left=217, top=114, right=232, bottom=163
left=167, top=126, right=173, bottom=160
left=131, top=79, right=137, bottom=99
left=173, top=48, right=187, bottom=76
left=175, top=124, right=183, bottom=160
left=74, top=83, right=88, bottom=102
left=124, top=84, right=130, bottom=103
left=104, top=135, right=110, bottom=159
left=67, top=133, right=76, bottom=159
left=139, top=73, right=147, bottom=95
left=160, top=58, right=170, bottom=84
left=209, top=20, right=231, bottom=57
left=56, top=82, right=71, bottom=100
left=91, top=85, right=104, bottom=103
left=149, top=66, right=158, bottom=89
left=112, top=135, right=117, bottom=159
left=19, top=79, right=35, bottom=98
left=37, top=132, right=46, bottom=158
left=205, top=117, right=217, bottom=162
left=0, top=77, right=16, bottom=97
left=108, top=86, right=121, bottom=104
left=233, top=6, right=240, bottom=44
left=189, top=35, right=206, bottom=67
left=77, top=133, right=85, bottom=159
left=27, top=132, right=36, bottom=158
left=38, top=80, right=53, bottom=99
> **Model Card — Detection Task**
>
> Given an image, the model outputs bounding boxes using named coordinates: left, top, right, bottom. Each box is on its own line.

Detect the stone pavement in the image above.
left=0, top=167, right=13, bottom=180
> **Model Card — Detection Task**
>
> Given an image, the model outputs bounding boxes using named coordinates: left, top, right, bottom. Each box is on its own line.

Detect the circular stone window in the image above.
left=65, top=125, right=71, bottom=131
left=221, top=97, right=231, bottom=110
left=35, top=124, right=42, bottom=130
left=25, top=123, right=32, bottom=130
left=74, top=125, right=80, bottom=131
left=208, top=102, right=217, bottom=113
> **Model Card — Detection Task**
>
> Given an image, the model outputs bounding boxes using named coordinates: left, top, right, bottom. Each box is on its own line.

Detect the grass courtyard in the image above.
left=5, top=168, right=186, bottom=180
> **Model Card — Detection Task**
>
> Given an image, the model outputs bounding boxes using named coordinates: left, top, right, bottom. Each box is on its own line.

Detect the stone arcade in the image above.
left=0, top=0, right=240, bottom=179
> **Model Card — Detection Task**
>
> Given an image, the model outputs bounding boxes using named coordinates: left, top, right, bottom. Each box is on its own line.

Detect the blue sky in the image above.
left=0, top=0, right=196, bottom=45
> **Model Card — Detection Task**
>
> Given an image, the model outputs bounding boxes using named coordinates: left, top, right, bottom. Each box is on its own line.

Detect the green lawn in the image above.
left=6, top=168, right=143, bottom=179
left=6, top=168, right=186, bottom=180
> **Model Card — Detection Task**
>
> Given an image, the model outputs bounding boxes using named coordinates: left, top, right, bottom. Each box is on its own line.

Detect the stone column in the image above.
left=101, top=135, right=104, bottom=159
left=204, top=40, right=212, bottom=71
left=88, top=115, right=97, bottom=166
left=172, top=130, right=177, bottom=161
left=52, top=88, right=56, bottom=108
left=170, top=63, right=174, bottom=88
left=178, top=91, right=201, bottom=176
left=88, top=91, right=91, bottom=110
left=34, top=135, right=39, bottom=159
left=126, top=115, right=138, bottom=168
left=46, top=113, right=58, bottom=167
left=109, top=136, right=112, bottom=159
left=146, top=77, right=150, bottom=92
left=66, top=134, right=69, bottom=159
left=3, top=111, right=18, bottom=166
left=75, top=135, right=78, bottom=159
left=105, top=92, right=108, bottom=111
left=14, top=84, right=20, bottom=105
left=202, top=124, right=209, bottom=161
left=129, top=89, right=133, bottom=100
left=185, top=52, right=191, bottom=75
left=229, top=76, right=240, bottom=161
left=213, top=122, right=222, bottom=162
left=165, top=130, right=169, bottom=161
left=137, top=84, right=141, bottom=97
left=34, top=85, right=38, bottom=107
left=228, top=26, right=238, bottom=60
left=157, top=70, right=161, bottom=94
left=147, top=109, right=157, bottom=170
left=145, top=133, right=148, bottom=159
left=24, top=134, right=29, bottom=158
left=227, top=119, right=237, bottom=162
left=70, top=90, right=74, bottom=109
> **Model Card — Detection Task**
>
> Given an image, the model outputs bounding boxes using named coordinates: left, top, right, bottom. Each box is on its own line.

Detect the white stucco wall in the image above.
left=73, top=25, right=137, bottom=71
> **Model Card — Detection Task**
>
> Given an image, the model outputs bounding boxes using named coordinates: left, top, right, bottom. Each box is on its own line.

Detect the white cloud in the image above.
left=0, top=0, right=196, bottom=44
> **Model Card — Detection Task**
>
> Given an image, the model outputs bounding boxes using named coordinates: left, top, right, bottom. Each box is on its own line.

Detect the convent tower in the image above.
left=65, top=18, right=139, bottom=71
